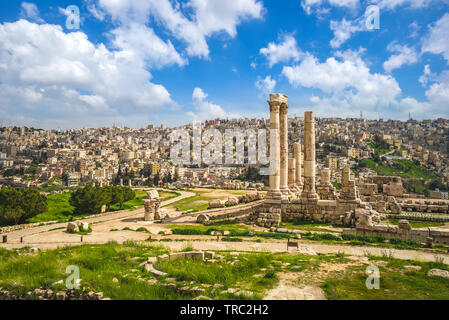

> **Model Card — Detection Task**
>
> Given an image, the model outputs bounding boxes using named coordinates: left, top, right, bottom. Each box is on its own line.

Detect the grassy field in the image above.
left=1, top=243, right=448, bottom=300
left=27, top=189, right=179, bottom=224
left=384, top=219, right=446, bottom=229
left=162, top=189, right=264, bottom=213
left=359, top=158, right=437, bottom=180
left=322, top=256, right=449, bottom=300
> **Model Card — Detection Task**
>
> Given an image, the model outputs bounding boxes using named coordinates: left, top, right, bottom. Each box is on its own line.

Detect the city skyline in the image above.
left=0, top=0, right=449, bottom=129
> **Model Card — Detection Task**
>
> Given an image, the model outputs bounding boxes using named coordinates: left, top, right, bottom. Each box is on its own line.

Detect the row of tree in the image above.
left=0, top=188, right=48, bottom=226
left=69, top=185, right=136, bottom=215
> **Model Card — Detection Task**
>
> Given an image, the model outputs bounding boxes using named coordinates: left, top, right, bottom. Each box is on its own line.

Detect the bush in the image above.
left=0, top=187, right=48, bottom=226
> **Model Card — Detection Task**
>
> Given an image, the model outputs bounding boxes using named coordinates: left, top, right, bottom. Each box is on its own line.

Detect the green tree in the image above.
left=69, top=184, right=105, bottom=215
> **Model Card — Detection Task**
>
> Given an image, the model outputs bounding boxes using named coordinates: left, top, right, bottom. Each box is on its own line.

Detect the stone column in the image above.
left=279, top=103, right=289, bottom=195
left=302, top=111, right=318, bottom=200
left=321, top=168, right=331, bottom=185
left=293, top=142, right=302, bottom=191
left=154, top=201, right=161, bottom=220
left=266, top=95, right=284, bottom=200
left=143, top=200, right=154, bottom=221
left=288, top=158, right=296, bottom=191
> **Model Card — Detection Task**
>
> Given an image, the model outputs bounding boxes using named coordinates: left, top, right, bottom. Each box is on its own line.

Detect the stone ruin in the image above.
left=346, top=209, right=449, bottom=246
left=252, top=93, right=381, bottom=228
left=143, top=190, right=162, bottom=221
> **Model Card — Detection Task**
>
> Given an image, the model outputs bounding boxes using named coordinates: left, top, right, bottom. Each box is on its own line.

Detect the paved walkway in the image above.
left=2, top=189, right=195, bottom=242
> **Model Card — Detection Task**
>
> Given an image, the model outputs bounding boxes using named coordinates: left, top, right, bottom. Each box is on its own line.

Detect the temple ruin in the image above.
left=254, top=93, right=379, bottom=228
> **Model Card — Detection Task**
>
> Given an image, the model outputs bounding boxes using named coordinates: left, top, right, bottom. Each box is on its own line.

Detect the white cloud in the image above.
left=255, top=76, right=276, bottom=95
left=422, top=13, right=449, bottom=63
left=383, top=42, right=418, bottom=73
left=282, top=51, right=402, bottom=113
left=94, top=0, right=264, bottom=59
left=260, top=35, right=302, bottom=67
left=20, top=2, right=44, bottom=23
left=301, top=0, right=359, bottom=15
left=188, top=87, right=228, bottom=121
left=419, top=64, right=432, bottom=86
left=110, top=23, right=187, bottom=68
left=86, top=0, right=106, bottom=21
left=0, top=20, right=175, bottom=128
left=329, top=17, right=365, bottom=48
left=370, top=0, right=447, bottom=10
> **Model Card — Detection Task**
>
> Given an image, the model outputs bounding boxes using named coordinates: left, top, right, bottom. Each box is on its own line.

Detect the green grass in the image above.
left=27, top=190, right=152, bottom=224
left=27, top=192, right=76, bottom=223
left=162, top=195, right=211, bottom=212
left=322, top=256, right=449, bottom=300
left=168, top=223, right=251, bottom=236
left=158, top=190, right=180, bottom=201
left=359, top=158, right=437, bottom=180
left=155, top=252, right=276, bottom=299
left=279, top=221, right=338, bottom=233
left=0, top=242, right=183, bottom=300
left=369, top=141, right=391, bottom=156
left=385, top=219, right=446, bottom=229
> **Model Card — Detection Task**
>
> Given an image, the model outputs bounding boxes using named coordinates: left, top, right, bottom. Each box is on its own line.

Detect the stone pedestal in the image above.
left=317, top=168, right=337, bottom=200
left=340, top=166, right=358, bottom=201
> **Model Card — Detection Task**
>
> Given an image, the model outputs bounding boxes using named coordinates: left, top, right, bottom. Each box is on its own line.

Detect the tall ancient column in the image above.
left=293, top=142, right=302, bottom=191
left=279, top=102, right=289, bottom=195
left=288, top=158, right=296, bottom=192
left=266, top=95, right=283, bottom=200
left=302, top=111, right=319, bottom=200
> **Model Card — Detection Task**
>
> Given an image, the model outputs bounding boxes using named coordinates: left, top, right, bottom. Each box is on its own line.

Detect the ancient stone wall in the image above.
left=347, top=216, right=449, bottom=246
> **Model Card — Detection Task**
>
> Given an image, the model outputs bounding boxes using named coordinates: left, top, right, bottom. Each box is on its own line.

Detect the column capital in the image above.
left=280, top=103, right=289, bottom=115
left=268, top=100, right=281, bottom=113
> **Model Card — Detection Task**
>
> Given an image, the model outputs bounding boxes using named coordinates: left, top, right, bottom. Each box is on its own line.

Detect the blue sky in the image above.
left=0, top=0, right=448, bottom=129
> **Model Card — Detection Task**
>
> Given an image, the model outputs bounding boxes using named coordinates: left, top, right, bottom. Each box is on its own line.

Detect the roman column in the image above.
left=288, top=158, right=296, bottom=192
left=266, top=96, right=282, bottom=200
left=293, top=142, right=302, bottom=191
left=279, top=102, right=289, bottom=195
left=302, top=111, right=319, bottom=200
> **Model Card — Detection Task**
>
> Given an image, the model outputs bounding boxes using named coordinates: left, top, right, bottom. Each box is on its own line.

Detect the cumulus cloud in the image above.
left=383, top=42, right=418, bottom=73
left=20, top=2, right=44, bottom=23
left=94, top=0, right=264, bottom=59
left=370, top=0, right=447, bottom=10
left=301, top=0, right=359, bottom=15
left=282, top=50, right=406, bottom=116
left=329, top=16, right=370, bottom=48
left=0, top=20, right=174, bottom=128
left=188, top=88, right=230, bottom=121
left=110, top=23, right=187, bottom=68
left=422, top=13, right=449, bottom=63
left=255, top=76, right=276, bottom=95
left=260, top=35, right=302, bottom=67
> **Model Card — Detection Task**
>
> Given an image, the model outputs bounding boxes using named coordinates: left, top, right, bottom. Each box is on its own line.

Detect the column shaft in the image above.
left=302, top=111, right=318, bottom=200
left=279, top=103, right=289, bottom=195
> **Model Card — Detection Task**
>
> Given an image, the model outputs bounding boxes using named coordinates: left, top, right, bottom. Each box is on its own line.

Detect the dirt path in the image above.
left=264, top=272, right=326, bottom=300
left=3, top=237, right=448, bottom=265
